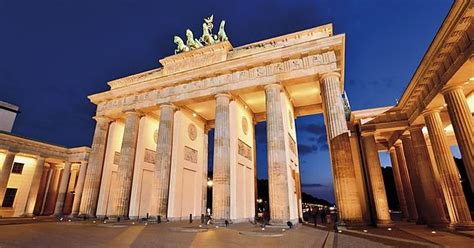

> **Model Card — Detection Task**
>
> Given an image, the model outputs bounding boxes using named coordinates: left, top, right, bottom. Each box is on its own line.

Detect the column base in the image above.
left=338, top=220, right=366, bottom=228
left=376, top=220, right=394, bottom=227
left=453, top=223, right=474, bottom=231
left=427, top=220, right=450, bottom=229
left=20, top=213, right=35, bottom=218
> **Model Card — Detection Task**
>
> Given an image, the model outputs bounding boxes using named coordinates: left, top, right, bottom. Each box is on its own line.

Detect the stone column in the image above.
left=401, top=135, right=427, bottom=224
left=265, top=85, right=291, bottom=223
left=409, top=126, right=449, bottom=227
left=212, top=93, right=232, bottom=221
left=44, top=166, right=62, bottom=215
left=388, top=147, right=408, bottom=220
left=423, top=109, right=473, bottom=229
left=0, top=151, right=17, bottom=204
left=394, top=141, right=418, bottom=222
left=154, top=104, right=176, bottom=218
left=71, top=161, right=88, bottom=216
left=320, top=72, right=363, bottom=225
left=361, top=131, right=392, bottom=226
left=202, top=129, right=209, bottom=215
left=54, top=161, right=72, bottom=216
left=62, top=167, right=79, bottom=215
left=442, top=86, right=474, bottom=192
left=80, top=116, right=112, bottom=217
left=23, top=156, right=45, bottom=216
left=114, top=111, right=141, bottom=218
left=34, top=164, right=51, bottom=215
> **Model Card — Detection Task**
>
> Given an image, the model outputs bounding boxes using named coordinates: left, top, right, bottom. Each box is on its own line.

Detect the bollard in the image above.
left=157, top=215, right=161, bottom=224
left=201, top=214, right=204, bottom=224
left=189, top=214, right=193, bottom=223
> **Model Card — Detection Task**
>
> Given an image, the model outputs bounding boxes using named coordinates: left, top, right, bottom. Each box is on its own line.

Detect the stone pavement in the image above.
left=0, top=220, right=472, bottom=247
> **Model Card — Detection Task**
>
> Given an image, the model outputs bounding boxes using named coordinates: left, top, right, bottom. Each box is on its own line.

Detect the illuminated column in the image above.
left=401, top=135, right=427, bottom=224
left=265, top=84, right=291, bottom=223
left=320, top=72, right=363, bottom=225
left=34, top=163, right=51, bottom=215
left=409, top=126, right=449, bottom=227
left=388, top=147, right=408, bottom=220
left=115, top=111, right=141, bottom=218
left=71, top=161, right=88, bottom=215
left=80, top=116, right=112, bottom=217
left=44, top=166, right=62, bottom=215
left=442, top=86, right=474, bottom=192
left=212, top=93, right=232, bottom=221
left=154, top=104, right=176, bottom=218
left=202, top=129, right=209, bottom=215
left=423, top=109, right=473, bottom=229
left=54, top=161, right=72, bottom=216
left=23, top=156, right=45, bottom=216
left=361, top=131, right=392, bottom=226
left=394, top=141, right=418, bottom=222
left=0, top=151, right=17, bottom=204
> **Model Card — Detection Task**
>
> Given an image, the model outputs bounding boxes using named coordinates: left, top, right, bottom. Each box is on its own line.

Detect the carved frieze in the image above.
left=238, top=139, right=252, bottom=161
left=96, top=51, right=338, bottom=114
left=153, top=129, right=159, bottom=144
left=184, top=146, right=198, bottom=163
left=144, top=149, right=156, bottom=164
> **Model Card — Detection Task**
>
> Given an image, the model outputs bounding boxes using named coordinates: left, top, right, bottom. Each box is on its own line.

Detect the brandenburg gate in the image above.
left=78, top=18, right=354, bottom=225
left=75, top=13, right=474, bottom=229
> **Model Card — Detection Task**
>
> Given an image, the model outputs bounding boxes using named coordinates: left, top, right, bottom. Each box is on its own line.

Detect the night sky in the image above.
left=0, top=0, right=455, bottom=202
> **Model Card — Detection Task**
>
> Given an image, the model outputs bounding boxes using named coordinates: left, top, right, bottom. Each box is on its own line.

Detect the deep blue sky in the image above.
left=0, top=0, right=453, bottom=202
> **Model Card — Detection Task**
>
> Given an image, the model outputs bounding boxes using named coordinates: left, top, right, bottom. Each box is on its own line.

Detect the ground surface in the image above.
left=0, top=219, right=472, bottom=247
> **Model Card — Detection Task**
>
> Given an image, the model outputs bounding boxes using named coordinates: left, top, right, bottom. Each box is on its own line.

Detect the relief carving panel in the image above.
left=238, top=139, right=252, bottom=161
left=184, top=146, right=198, bottom=164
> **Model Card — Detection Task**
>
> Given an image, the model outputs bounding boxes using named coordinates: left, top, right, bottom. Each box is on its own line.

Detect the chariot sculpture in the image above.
left=173, top=15, right=228, bottom=54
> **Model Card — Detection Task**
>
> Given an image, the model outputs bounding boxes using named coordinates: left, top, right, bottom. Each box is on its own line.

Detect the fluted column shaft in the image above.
left=401, top=135, right=427, bottom=224
left=115, top=111, right=141, bottom=218
left=202, top=130, right=209, bottom=215
left=265, top=85, right=290, bottom=223
left=54, top=161, right=72, bottom=215
left=409, top=126, right=449, bottom=226
left=0, top=151, right=17, bottom=204
left=394, top=143, right=418, bottom=221
left=212, top=94, right=232, bottom=221
left=321, top=73, right=348, bottom=139
left=79, top=116, right=112, bottom=217
left=361, top=132, right=391, bottom=226
left=424, top=110, right=472, bottom=227
left=154, top=104, right=176, bottom=218
left=24, top=157, right=45, bottom=216
left=71, top=161, right=88, bottom=215
left=442, top=86, right=474, bottom=191
left=34, top=164, right=51, bottom=215
left=321, top=73, right=363, bottom=225
left=388, top=148, right=409, bottom=220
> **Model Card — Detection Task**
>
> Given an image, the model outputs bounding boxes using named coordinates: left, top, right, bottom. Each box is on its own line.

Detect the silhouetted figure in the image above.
left=225, top=220, right=229, bottom=227
left=287, top=221, right=293, bottom=229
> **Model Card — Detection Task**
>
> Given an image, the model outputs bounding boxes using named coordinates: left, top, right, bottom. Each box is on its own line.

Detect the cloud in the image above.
left=299, top=123, right=325, bottom=135
left=301, top=183, right=325, bottom=188
left=298, top=143, right=318, bottom=155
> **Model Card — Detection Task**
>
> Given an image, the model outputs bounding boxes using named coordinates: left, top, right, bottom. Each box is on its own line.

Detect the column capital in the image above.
left=320, top=71, right=341, bottom=82
left=93, top=115, right=113, bottom=123
left=389, top=146, right=396, bottom=152
left=263, top=83, right=282, bottom=92
left=215, top=92, right=232, bottom=100
left=393, top=139, right=403, bottom=147
left=421, top=107, right=442, bottom=117
left=440, top=85, right=464, bottom=95
left=159, top=103, right=178, bottom=111
left=122, top=109, right=145, bottom=118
